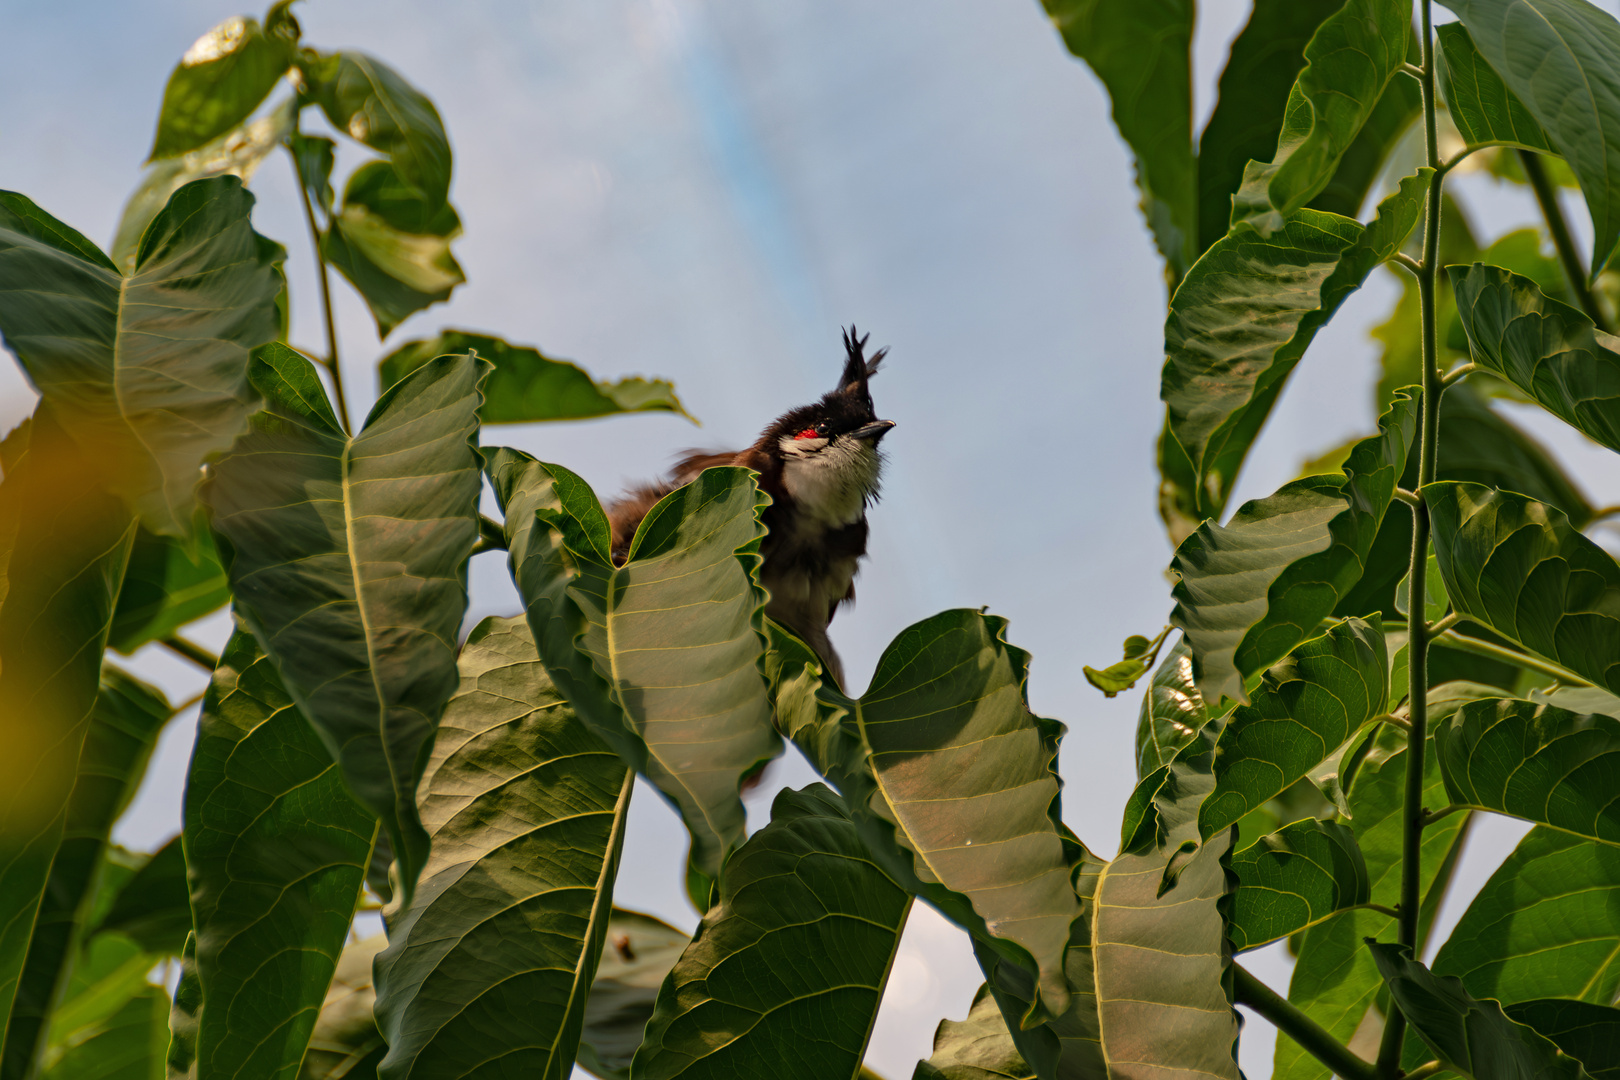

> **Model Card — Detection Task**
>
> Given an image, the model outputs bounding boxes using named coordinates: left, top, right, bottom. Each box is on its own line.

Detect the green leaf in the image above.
left=0, top=178, right=283, bottom=536
left=576, top=910, right=691, bottom=1080
left=1170, top=389, right=1417, bottom=706
left=2, top=668, right=170, bottom=1080
left=0, top=410, right=135, bottom=1032
left=149, top=14, right=296, bottom=160
left=1134, top=636, right=1210, bottom=777
left=487, top=451, right=781, bottom=883
left=322, top=161, right=464, bottom=338
left=94, top=835, right=188, bottom=956
left=1432, top=384, right=1594, bottom=526
left=379, top=330, right=693, bottom=423
left=1450, top=263, right=1620, bottom=454
left=1437, top=0, right=1620, bottom=276
left=40, top=975, right=167, bottom=1080
left=1041, top=0, right=1194, bottom=283
left=765, top=611, right=1077, bottom=1026
left=1307, top=71, right=1423, bottom=218
left=1368, top=943, right=1593, bottom=1080
left=1229, top=818, right=1370, bottom=953
left=166, top=934, right=198, bottom=1080
left=204, top=344, right=486, bottom=901
left=1434, top=697, right=1620, bottom=843
left=633, top=784, right=912, bottom=1080
left=107, top=521, right=229, bottom=655
left=298, top=936, right=387, bottom=1080
left=1437, top=23, right=1555, bottom=153
left=1395, top=551, right=1450, bottom=624
left=1082, top=658, right=1147, bottom=697
left=301, top=50, right=450, bottom=210
left=1504, top=1000, right=1620, bottom=1080
left=1232, top=0, right=1413, bottom=229
left=1165, top=172, right=1427, bottom=523
left=288, top=133, right=335, bottom=219
left=372, top=615, right=634, bottom=1080
left=912, top=984, right=1035, bottom=1080
left=183, top=626, right=377, bottom=1079
left=1426, top=482, right=1620, bottom=694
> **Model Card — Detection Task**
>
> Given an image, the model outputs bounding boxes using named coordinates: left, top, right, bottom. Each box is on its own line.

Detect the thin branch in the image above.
left=1440, top=362, right=1476, bottom=388
left=1420, top=804, right=1467, bottom=828
left=1234, top=965, right=1378, bottom=1080
left=1587, top=504, right=1620, bottom=525
left=1436, top=630, right=1592, bottom=686
left=1392, top=487, right=1422, bottom=508
left=287, top=142, right=352, bottom=434
left=1391, top=251, right=1423, bottom=275
left=1376, top=712, right=1412, bottom=731
left=159, top=635, right=219, bottom=672
left=1519, top=149, right=1611, bottom=331
left=1349, top=902, right=1402, bottom=919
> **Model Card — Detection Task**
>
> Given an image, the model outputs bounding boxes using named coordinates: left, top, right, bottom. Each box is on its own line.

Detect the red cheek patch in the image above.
left=794, top=428, right=821, bottom=440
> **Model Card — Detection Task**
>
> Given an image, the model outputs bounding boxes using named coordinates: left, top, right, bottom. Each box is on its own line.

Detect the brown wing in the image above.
left=607, top=448, right=749, bottom=563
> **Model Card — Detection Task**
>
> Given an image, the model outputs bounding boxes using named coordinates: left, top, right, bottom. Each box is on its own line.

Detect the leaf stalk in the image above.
left=287, top=139, right=353, bottom=434
left=159, top=634, right=220, bottom=672
left=1439, top=362, right=1475, bottom=388
left=1436, top=629, right=1591, bottom=686
left=1518, top=149, right=1610, bottom=330
left=1233, top=965, right=1379, bottom=1080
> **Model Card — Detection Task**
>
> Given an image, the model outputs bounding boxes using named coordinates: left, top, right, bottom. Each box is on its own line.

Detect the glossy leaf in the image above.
left=302, top=50, right=450, bottom=209
left=576, top=910, right=691, bottom=1080
left=1228, top=818, right=1370, bottom=953
left=1426, top=482, right=1620, bottom=694
left=913, top=985, right=1034, bottom=1080
left=1134, top=636, right=1209, bottom=777
left=488, top=451, right=780, bottom=883
left=1437, top=23, right=1555, bottom=153
left=1369, top=944, right=1592, bottom=1080
left=634, top=784, right=912, bottom=1080
left=1308, top=71, right=1423, bottom=219
left=379, top=329, right=692, bottom=423
left=1231, top=0, right=1413, bottom=229
left=94, top=835, right=188, bottom=956
left=299, top=936, right=387, bottom=1080
left=1438, top=0, right=1620, bottom=275
left=1505, top=1000, right=1620, bottom=1080
left=766, top=611, right=1077, bottom=1026
left=1171, top=389, right=1417, bottom=706
left=183, top=627, right=377, bottom=1080
left=0, top=178, right=282, bottom=536
left=372, top=615, right=634, bottom=1080
left=107, top=521, right=229, bottom=655
left=204, top=344, right=485, bottom=900
left=149, top=14, right=296, bottom=159
left=1041, top=0, right=1195, bottom=282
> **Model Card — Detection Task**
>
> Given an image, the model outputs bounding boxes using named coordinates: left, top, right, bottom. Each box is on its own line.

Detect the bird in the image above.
left=606, top=326, right=895, bottom=689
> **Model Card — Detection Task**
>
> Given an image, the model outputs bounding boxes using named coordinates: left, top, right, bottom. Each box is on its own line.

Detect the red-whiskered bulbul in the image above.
left=607, top=327, right=894, bottom=688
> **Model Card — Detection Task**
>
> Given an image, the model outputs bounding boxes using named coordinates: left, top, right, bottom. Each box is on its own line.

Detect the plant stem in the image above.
left=1518, top=149, right=1610, bottom=331
left=159, top=635, right=219, bottom=671
left=1233, top=965, right=1378, bottom=1080
left=288, top=145, right=352, bottom=434
left=1436, top=629, right=1591, bottom=686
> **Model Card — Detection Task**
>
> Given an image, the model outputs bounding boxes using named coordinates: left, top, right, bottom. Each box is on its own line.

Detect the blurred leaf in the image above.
left=149, top=13, right=296, bottom=160
left=765, top=611, right=1077, bottom=1027
left=379, top=329, right=692, bottom=423
left=0, top=178, right=282, bottom=537
left=1504, top=1000, right=1620, bottom=1080
left=373, top=615, right=634, bottom=1080
left=1438, top=0, right=1620, bottom=276
left=1395, top=551, right=1449, bottom=623
left=108, top=520, right=229, bottom=655
left=1164, top=172, right=1428, bottom=525
left=300, top=50, right=450, bottom=210
left=95, top=835, right=188, bottom=957
left=633, top=785, right=912, bottom=1080
left=40, top=956, right=167, bottom=1080
left=166, top=934, right=199, bottom=1080
left=488, top=452, right=780, bottom=884
left=1229, top=818, right=1371, bottom=953
left=298, top=936, right=387, bottom=1080
left=912, top=985, right=1034, bottom=1080
left=1426, top=482, right=1620, bottom=694
left=183, top=627, right=376, bottom=1079
left=1437, top=23, right=1554, bottom=153
left=1369, top=943, right=1592, bottom=1080
left=1232, top=0, right=1413, bottom=230
left=1170, top=389, right=1417, bottom=706
left=1041, top=0, right=1195, bottom=283
left=1155, top=416, right=1205, bottom=546
left=1134, top=636, right=1210, bottom=777
left=576, top=910, right=691, bottom=1080
left=1307, top=67, right=1423, bottom=218
left=204, top=345, right=485, bottom=902
left=288, top=133, right=335, bottom=218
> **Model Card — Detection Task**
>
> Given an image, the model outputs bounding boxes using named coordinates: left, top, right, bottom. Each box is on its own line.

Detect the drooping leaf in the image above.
left=1369, top=943, right=1593, bottom=1080
left=1164, top=172, right=1427, bottom=522
left=1228, top=818, right=1370, bottom=953
left=913, top=985, right=1035, bottom=1080
left=633, top=785, right=912, bottom=1080
left=288, top=133, right=336, bottom=218
left=107, top=520, right=229, bottom=655
left=1040, top=0, right=1195, bottom=283
left=1134, top=636, right=1210, bottom=777
left=1426, top=482, right=1620, bottom=694
left=0, top=178, right=283, bottom=537
left=1170, top=389, right=1417, bottom=706
left=1231, top=0, right=1413, bottom=230
left=94, top=835, right=188, bottom=957
left=301, top=50, right=451, bottom=211
left=576, top=910, right=692, bottom=1080
left=149, top=13, right=296, bottom=160
left=488, top=451, right=780, bottom=884
left=1438, top=0, right=1620, bottom=275
left=1504, top=1000, right=1620, bottom=1080
left=372, top=615, right=634, bottom=1080
left=298, top=936, right=387, bottom=1080
left=766, top=611, right=1077, bottom=1026
left=1436, top=23, right=1555, bottom=154
left=378, top=330, right=692, bottom=423
left=183, top=626, right=377, bottom=1080
left=204, top=344, right=485, bottom=901
left=1307, top=67, right=1423, bottom=218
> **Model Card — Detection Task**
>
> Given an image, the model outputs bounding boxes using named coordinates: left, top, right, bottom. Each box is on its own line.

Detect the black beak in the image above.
left=850, top=420, right=895, bottom=442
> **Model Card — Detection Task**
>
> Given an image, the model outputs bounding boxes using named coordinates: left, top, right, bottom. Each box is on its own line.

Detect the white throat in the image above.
left=777, top=435, right=882, bottom=526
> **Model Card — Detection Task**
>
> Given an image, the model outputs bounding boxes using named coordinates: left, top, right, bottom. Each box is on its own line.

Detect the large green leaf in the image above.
left=1134, top=636, right=1209, bottom=777
left=379, top=330, right=691, bottom=423
left=1450, top=263, right=1620, bottom=453
left=633, top=784, right=912, bottom=1080
left=766, top=612, right=1077, bottom=1026
left=0, top=409, right=135, bottom=1035
left=0, top=179, right=282, bottom=536
left=301, top=50, right=451, bottom=210
left=487, top=451, right=780, bottom=884
left=1307, top=70, right=1423, bottom=218
left=1432, top=383, right=1594, bottom=525
left=913, top=985, right=1034, bottom=1080
left=1426, top=482, right=1620, bottom=694
left=1434, top=826, right=1620, bottom=1004
left=1, top=669, right=170, bottom=1080
left=204, top=344, right=485, bottom=900
left=183, top=626, right=377, bottom=1080
left=1504, top=1000, right=1620, bottom=1080
left=107, top=521, right=229, bottom=655
left=1170, top=390, right=1417, bottom=706
left=149, top=13, right=296, bottom=159
left=576, top=910, right=691, bottom=1080
left=1369, top=944, right=1593, bottom=1080
left=1438, top=0, right=1620, bottom=275
left=1229, top=818, right=1370, bottom=953
left=1164, top=172, right=1426, bottom=523
left=1231, top=0, right=1413, bottom=229
left=372, top=615, right=634, bottom=1080
left=1437, top=23, right=1555, bottom=153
